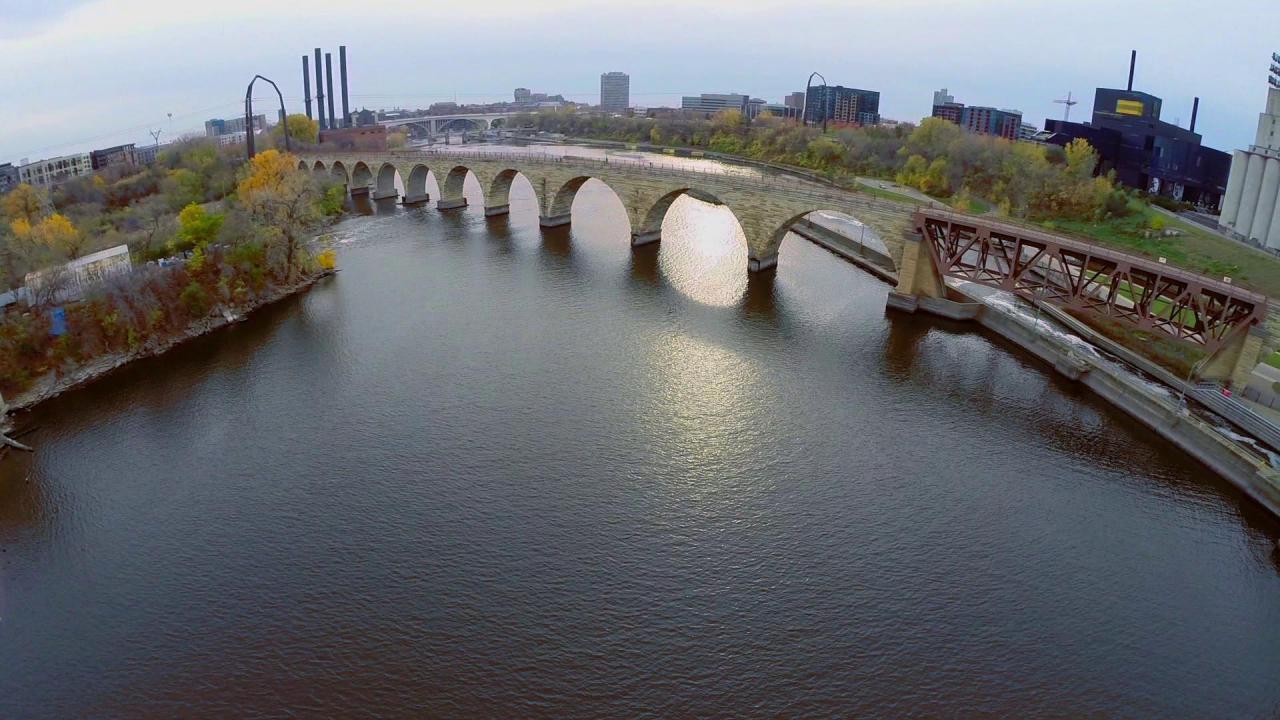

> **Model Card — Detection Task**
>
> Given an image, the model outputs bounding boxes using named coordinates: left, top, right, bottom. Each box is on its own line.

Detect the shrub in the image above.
left=180, top=281, right=211, bottom=318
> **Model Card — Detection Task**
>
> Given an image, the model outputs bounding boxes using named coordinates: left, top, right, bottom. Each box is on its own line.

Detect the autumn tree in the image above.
left=175, top=203, right=225, bottom=250
left=1, top=184, right=47, bottom=225
left=33, top=214, right=87, bottom=259
left=273, top=114, right=320, bottom=146
left=235, top=150, right=326, bottom=277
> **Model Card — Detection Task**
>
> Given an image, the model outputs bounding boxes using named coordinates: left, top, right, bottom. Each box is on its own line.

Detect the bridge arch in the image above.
left=437, top=165, right=480, bottom=210
left=404, top=164, right=433, bottom=204
left=438, top=117, right=486, bottom=133
left=487, top=168, right=539, bottom=212
left=767, top=209, right=898, bottom=277
left=329, top=161, right=349, bottom=187
left=632, top=187, right=728, bottom=245
left=297, top=160, right=308, bottom=171
left=375, top=162, right=401, bottom=199
left=350, top=162, right=374, bottom=192
left=312, top=160, right=326, bottom=175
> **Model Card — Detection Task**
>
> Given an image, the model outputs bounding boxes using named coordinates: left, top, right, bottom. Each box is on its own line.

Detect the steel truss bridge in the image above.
left=916, top=211, right=1267, bottom=353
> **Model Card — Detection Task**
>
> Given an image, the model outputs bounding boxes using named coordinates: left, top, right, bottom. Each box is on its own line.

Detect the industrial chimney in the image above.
left=302, top=55, right=312, bottom=120
left=339, top=46, right=350, bottom=129
left=1190, top=97, right=1200, bottom=133
left=325, top=52, right=336, bottom=132
left=1127, top=50, right=1136, bottom=92
left=314, top=48, right=326, bottom=130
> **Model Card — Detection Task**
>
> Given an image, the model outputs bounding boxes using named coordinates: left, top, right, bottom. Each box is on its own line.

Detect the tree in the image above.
left=175, top=203, right=224, bottom=249
left=1, top=184, right=46, bottom=225
left=273, top=114, right=320, bottom=145
left=32, top=213, right=86, bottom=259
left=161, top=168, right=205, bottom=211
left=711, top=109, right=743, bottom=133
left=1064, top=138, right=1098, bottom=181
left=236, top=150, right=326, bottom=277
left=387, top=131, right=408, bottom=149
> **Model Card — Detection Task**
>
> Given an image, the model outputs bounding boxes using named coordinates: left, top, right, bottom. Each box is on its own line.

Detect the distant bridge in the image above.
left=378, top=112, right=522, bottom=134
left=297, top=148, right=1267, bottom=382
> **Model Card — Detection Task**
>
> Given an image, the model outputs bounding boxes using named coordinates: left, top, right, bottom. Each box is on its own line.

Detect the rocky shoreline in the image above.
left=2, top=270, right=334, bottom=417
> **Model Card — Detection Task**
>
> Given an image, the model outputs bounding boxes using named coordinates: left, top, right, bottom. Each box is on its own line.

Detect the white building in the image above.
left=25, top=244, right=132, bottom=304
left=18, top=152, right=93, bottom=186
left=1218, top=85, right=1280, bottom=247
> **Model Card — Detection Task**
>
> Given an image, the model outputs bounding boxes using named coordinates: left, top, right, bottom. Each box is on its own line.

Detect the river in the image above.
left=1, top=169, right=1278, bottom=718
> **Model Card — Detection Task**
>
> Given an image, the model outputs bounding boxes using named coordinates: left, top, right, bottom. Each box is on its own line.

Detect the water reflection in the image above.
left=656, top=195, right=748, bottom=308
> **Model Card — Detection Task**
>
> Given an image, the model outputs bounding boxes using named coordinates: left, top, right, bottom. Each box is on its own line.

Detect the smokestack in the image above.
left=339, top=46, right=350, bottom=128
left=302, top=55, right=312, bottom=120
left=1190, top=97, right=1200, bottom=133
left=1127, top=50, right=1136, bottom=92
left=314, top=48, right=326, bottom=130
left=325, top=53, right=337, bottom=133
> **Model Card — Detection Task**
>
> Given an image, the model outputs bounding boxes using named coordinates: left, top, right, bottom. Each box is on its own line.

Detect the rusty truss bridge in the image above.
left=914, top=211, right=1267, bottom=353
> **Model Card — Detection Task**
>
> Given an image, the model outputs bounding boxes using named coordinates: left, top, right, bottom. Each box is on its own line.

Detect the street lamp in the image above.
left=245, top=75, right=290, bottom=160
left=802, top=71, right=828, bottom=133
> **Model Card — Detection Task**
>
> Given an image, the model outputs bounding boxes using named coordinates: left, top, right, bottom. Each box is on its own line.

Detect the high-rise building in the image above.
left=600, top=72, right=630, bottom=112
left=803, top=85, right=880, bottom=126
left=514, top=88, right=532, bottom=104
left=930, top=91, right=1021, bottom=140
left=785, top=91, right=806, bottom=111
left=1219, top=84, right=1280, bottom=247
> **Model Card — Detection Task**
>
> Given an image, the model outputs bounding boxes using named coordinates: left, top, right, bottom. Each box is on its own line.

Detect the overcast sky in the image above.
left=1, top=0, right=1276, bottom=162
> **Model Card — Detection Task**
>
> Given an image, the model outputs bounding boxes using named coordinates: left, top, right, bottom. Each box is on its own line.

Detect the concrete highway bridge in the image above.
left=297, top=148, right=1267, bottom=382
left=378, top=112, right=521, bottom=134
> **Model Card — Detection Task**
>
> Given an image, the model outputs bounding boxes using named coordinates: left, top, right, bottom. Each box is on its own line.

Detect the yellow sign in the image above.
left=1116, top=99, right=1144, bottom=116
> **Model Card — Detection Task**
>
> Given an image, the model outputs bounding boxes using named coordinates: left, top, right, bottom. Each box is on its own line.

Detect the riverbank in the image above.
left=2, top=270, right=334, bottom=416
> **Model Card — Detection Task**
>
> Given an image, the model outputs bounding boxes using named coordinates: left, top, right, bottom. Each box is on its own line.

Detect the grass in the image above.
left=1065, top=309, right=1205, bottom=378
left=1266, top=350, right=1280, bottom=370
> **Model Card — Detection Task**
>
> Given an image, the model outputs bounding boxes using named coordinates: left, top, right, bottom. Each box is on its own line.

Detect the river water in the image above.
left=1, top=172, right=1278, bottom=718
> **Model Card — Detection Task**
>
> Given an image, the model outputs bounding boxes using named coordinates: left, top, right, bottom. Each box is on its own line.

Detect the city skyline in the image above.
left=1, top=0, right=1276, bottom=161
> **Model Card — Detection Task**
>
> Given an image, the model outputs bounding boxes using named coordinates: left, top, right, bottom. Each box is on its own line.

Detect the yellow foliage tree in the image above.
left=273, top=114, right=320, bottom=145
left=237, top=149, right=324, bottom=276
left=1, top=184, right=46, bottom=225
left=33, top=214, right=85, bottom=259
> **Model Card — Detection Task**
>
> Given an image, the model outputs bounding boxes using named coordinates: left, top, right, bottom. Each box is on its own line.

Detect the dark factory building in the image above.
left=1037, top=52, right=1231, bottom=208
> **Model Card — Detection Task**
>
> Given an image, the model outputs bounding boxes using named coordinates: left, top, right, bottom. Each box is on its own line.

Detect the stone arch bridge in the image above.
left=297, top=149, right=919, bottom=273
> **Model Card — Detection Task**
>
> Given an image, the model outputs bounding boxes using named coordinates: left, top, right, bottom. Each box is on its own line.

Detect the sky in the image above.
left=1, top=0, right=1276, bottom=163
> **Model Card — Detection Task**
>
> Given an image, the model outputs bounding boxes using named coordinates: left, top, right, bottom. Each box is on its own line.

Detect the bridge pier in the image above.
left=748, top=253, right=778, bottom=273
left=1200, top=326, right=1266, bottom=389
left=350, top=186, right=370, bottom=197
left=631, top=229, right=661, bottom=247
left=886, top=230, right=945, bottom=312
left=539, top=213, right=572, bottom=228
left=401, top=193, right=430, bottom=205
left=484, top=204, right=510, bottom=217
left=437, top=198, right=468, bottom=211
left=371, top=189, right=399, bottom=201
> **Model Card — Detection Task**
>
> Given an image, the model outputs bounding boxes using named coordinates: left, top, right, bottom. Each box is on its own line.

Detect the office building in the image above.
left=1038, top=52, right=1230, bottom=206
left=0, top=163, right=18, bottom=193
left=600, top=72, right=630, bottom=112
left=90, top=143, right=137, bottom=172
left=803, top=85, right=880, bottom=126
left=18, top=152, right=93, bottom=186
left=205, top=114, right=266, bottom=137
left=681, top=93, right=749, bottom=117
left=1018, top=122, right=1039, bottom=141
left=785, top=92, right=806, bottom=111
left=930, top=91, right=1022, bottom=140
left=135, top=143, right=168, bottom=166
left=1219, top=84, right=1280, bottom=247
left=514, top=88, right=532, bottom=104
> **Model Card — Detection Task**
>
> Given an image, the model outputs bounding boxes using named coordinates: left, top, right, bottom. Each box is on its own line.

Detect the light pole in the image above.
left=802, top=71, right=828, bottom=133
left=245, top=74, right=290, bottom=160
